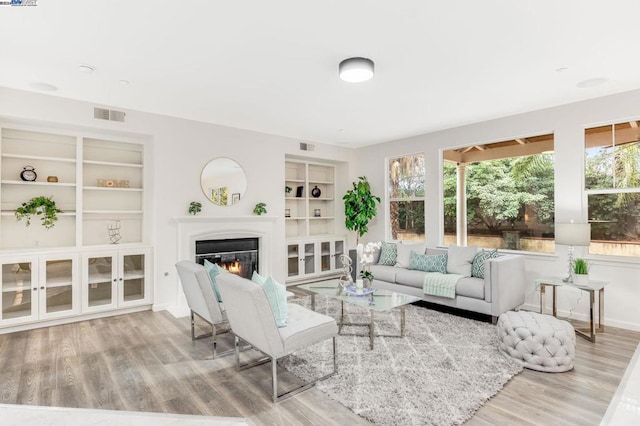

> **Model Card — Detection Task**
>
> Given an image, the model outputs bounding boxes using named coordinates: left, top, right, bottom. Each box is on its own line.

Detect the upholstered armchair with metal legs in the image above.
left=175, top=260, right=234, bottom=358
left=216, top=272, right=338, bottom=403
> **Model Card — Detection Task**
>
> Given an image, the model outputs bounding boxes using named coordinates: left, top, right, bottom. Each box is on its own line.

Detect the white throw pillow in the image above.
left=446, top=245, right=477, bottom=276
left=395, top=242, right=426, bottom=268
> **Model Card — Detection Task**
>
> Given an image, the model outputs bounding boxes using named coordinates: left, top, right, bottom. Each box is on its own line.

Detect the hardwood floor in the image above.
left=0, top=309, right=638, bottom=425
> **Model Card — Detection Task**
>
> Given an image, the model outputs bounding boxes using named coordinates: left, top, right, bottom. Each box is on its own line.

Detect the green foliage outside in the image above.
left=443, top=154, right=555, bottom=236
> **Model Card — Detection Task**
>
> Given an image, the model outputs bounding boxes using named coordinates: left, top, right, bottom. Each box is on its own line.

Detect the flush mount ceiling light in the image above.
left=339, top=57, right=374, bottom=83
left=77, top=64, right=95, bottom=73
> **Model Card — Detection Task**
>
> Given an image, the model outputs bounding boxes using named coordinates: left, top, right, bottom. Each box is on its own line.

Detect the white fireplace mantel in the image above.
left=169, top=215, right=278, bottom=317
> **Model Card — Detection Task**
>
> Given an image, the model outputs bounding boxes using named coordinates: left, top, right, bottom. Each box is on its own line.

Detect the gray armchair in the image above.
left=175, top=260, right=233, bottom=358
left=216, top=272, right=338, bottom=403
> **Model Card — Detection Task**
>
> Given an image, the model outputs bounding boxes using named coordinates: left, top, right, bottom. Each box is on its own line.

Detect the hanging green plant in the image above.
left=15, top=196, right=62, bottom=229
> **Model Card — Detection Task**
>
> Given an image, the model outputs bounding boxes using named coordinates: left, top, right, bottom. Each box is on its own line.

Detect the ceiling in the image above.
left=2, top=1, right=640, bottom=147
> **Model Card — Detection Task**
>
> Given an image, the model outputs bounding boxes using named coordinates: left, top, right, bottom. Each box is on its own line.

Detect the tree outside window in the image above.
left=443, top=134, right=555, bottom=253
left=388, top=154, right=425, bottom=241
left=585, top=122, right=640, bottom=256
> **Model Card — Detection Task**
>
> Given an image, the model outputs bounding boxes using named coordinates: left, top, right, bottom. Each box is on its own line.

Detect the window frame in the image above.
left=386, top=152, right=426, bottom=242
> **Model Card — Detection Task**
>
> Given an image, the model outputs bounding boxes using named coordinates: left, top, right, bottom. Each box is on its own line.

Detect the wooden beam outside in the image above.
left=454, top=140, right=554, bottom=163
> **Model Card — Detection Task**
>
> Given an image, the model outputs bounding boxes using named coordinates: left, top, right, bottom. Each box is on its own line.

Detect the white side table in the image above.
left=535, top=277, right=609, bottom=342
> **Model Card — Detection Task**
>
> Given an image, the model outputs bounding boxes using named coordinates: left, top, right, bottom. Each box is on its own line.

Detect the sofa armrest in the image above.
left=484, top=254, right=525, bottom=316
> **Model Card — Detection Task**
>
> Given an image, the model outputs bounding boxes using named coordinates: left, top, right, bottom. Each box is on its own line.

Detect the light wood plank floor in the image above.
left=0, top=308, right=638, bottom=425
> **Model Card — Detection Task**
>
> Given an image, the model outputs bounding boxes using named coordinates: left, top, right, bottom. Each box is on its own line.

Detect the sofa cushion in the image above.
left=377, top=242, right=397, bottom=265
left=471, top=249, right=498, bottom=278
left=455, top=276, right=485, bottom=299
left=409, top=251, right=447, bottom=273
left=447, top=245, right=477, bottom=276
left=394, top=268, right=429, bottom=289
left=395, top=242, right=426, bottom=268
left=369, top=264, right=397, bottom=283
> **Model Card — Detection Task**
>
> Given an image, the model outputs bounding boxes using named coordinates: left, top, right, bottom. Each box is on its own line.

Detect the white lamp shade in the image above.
left=339, top=57, right=374, bottom=83
left=555, top=222, right=591, bottom=246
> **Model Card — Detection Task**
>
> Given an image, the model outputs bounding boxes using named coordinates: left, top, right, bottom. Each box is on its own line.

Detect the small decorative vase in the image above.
left=311, top=185, right=321, bottom=198
left=363, top=278, right=372, bottom=289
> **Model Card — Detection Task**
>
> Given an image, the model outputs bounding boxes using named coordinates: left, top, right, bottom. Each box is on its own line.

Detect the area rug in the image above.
left=280, top=297, right=522, bottom=426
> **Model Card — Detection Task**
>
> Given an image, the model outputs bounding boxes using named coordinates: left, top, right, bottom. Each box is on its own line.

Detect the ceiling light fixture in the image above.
left=339, top=57, right=374, bottom=83
left=576, top=77, right=607, bottom=89
left=77, top=64, right=95, bottom=73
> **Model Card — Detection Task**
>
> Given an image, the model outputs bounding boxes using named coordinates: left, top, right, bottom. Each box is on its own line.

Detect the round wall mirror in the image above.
left=200, top=157, right=247, bottom=206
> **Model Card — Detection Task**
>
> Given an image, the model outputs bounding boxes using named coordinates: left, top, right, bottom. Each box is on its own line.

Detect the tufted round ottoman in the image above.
left=497, top=311, right=575, bottom=372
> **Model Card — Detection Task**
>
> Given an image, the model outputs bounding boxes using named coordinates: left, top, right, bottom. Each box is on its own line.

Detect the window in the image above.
left=388, top=154, right=425, bottom=241
left=443, top=134, right=555, bottom=252
left=585, top=121, right=640, bottom=256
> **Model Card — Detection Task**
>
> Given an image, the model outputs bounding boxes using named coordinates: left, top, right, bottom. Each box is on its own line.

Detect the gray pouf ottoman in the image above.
left=497, top=311, right=575, bottom=372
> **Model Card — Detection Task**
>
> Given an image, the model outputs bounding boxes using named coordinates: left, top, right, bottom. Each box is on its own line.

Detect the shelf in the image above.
left=285, top=217, right=305, bottom=220
left=1, top=211, right=76, bottom=216
left=285, top=179, right=305, bottom=183
left=1, top=180, right=76, bottom=187
left=1, top=309, right=31, bottom=320
left=83, top=210, right=143, bottom=215
left=83, top=160, right=143, bottom=168
left=2, top=153, right=76, bottom=163
left=87, top=273, right=113, bottom=284
left=310, top=216, right=335, bottom=220
left=285, top=197, right=306, bottom=200
left=2, top=284, right=32, bottom=292
left=308, top=180, right=334, bottom=185
left=309, top=197, right=333, bottom=201
left=83, top=186, right=143, bottom=192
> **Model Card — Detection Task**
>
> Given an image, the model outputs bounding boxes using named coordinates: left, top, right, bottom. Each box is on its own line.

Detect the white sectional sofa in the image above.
left=369, top=246, right=526, bottom=322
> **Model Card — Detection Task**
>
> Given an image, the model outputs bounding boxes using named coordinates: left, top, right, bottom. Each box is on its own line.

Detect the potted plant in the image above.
left=359, top=269, right=374, bottom=289
left=15, top=196, right=62, bottom=229
left=253, top=202, right=267, bottom=215
left=573, top=258, right=589, bottom=285
left=343, top=176, right=381, bottom=246
left=188, top=201, right=202, bottom=215
left=344, top=176, right=381, bottom=280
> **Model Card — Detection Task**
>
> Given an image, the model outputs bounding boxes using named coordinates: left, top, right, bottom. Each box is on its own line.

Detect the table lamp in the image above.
left=555, top=221, right=591, bottom=283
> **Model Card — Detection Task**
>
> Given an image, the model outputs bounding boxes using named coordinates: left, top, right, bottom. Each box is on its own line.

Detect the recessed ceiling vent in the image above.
left=94, top=107, right=126, bottom=122
left=300, top=142, right=315, bottom=151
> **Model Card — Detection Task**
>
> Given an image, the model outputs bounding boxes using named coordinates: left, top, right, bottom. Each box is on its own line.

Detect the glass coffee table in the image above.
left=297, top=279, right=421, bottom=349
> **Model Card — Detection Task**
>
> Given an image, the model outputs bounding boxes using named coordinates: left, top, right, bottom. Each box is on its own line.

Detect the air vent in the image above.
left=94, top=107, right=126, bottom=122
left=300, top=142, right=315, bottom=151
left=109, top=109, right=126, bottom=122
left=93, top=107, right=110, bottom=120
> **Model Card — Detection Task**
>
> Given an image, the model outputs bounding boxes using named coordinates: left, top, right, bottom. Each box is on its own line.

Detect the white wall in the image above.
left=0, top=86, right=356, bottom=313
left=356, top=88, right=640, bottom=331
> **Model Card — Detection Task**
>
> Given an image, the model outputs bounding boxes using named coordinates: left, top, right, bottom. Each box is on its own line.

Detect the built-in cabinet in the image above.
left=0, top=124, right=151, bottom=332
left=285, top=158, right=346, bottom=282
left=286, top=238, right=345, bottom=281
left=82, top=248, right=151, bottom=313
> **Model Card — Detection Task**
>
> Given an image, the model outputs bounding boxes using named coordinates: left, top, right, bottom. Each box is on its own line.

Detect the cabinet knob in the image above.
left=33, top=287, right=37, bottom=291
left=119, top=278, right=123, bottom=281
left=113, top=279, right=117, bottom=282
left=40, top=286, right=45, bottom=290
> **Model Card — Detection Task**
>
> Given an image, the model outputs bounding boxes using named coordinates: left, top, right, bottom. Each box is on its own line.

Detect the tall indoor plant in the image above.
left=343, top=176, right=381, bottom=245
left=344, top=177, right=381, bottom=280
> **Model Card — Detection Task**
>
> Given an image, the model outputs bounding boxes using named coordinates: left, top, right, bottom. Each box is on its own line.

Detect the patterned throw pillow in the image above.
left=471, top=249, right=499, bottom=278
left=409, top=251, right=448, bottom=273
left=377, top=242, right=397, bottom=265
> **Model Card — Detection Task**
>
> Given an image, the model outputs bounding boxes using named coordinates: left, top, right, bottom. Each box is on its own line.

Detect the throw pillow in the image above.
left=395, top=242, right=426, bottom=268
left=203, top=259, right=227, bottom=302
left=261, top=276, right=288, bottom=327
left=377, top=242, right=397, bottom=266
left=446, top=245, right=477, bottom=276
left=251, top=270, right=266, bottom=284
left=408, top=251, right=447, bottom=273
left=471, top=249, right=499, bottom=279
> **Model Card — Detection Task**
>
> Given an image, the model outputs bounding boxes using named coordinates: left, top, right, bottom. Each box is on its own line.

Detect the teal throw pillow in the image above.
left=261, top=276, right=288, bottom=327
left=378, top=242, right=397, bottom=266
left=203, top=259, right=227, bottom=302
left=471, top=249, right=498, bottom=279
left=409, top=251, right=448, bottom=273
left=251, top=270, right=266, bottom=284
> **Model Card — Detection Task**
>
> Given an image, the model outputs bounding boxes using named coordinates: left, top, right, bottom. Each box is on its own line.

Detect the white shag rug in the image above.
left=279, top=296, right=522, bottom=426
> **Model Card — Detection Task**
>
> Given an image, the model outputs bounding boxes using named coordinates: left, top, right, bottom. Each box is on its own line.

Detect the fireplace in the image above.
left=195, top=237, right=259, bottom=280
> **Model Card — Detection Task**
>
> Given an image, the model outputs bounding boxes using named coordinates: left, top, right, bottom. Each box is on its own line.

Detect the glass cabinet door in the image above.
left=42, top=257, right=75, bottom=317
left=1, top=260, right=36, bottom=322
left=304, top=242, right=315, bottom=275
left=333, top=240, right=345, bottom=271
left=287, top=244, right=300, bottom=278
left=320, top=241, right=331, bottom=272
left=83, top=253, right=117, bottom=312
left=121, top=253, right=145, bottom=304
